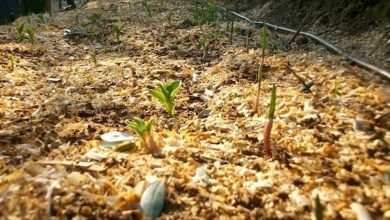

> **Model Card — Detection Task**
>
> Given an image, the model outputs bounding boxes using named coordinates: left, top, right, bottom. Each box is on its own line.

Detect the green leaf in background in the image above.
left=140, top=180, right=166, bottom=219
left=148, top=80, right=181, bottom=117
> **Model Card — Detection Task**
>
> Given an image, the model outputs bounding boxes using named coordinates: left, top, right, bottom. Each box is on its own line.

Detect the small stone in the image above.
left=61, top=193, right=75, bottom=205
left=80, top=206, right=93, bottom=216
left=350, top=202, right=372, bottom=220
left=198, top=109, right=211, bottom=119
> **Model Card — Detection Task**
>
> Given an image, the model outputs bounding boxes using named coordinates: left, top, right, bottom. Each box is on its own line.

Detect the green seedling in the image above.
left=88, top=12, right=102, bottom=25
left=199, top=35, right=209, bottom=58
left=166, top=11, right=173, bottom=25
left=333, top=78, right=339, bottom=97
left=211, top=30, right=222, bottom=41
left=142, top=0, right=152, bottom=18
left=24, top=27, right=36, bottom=44
left=75, top=13, right=80, bottom=24
left=127, top=118, right=160, bottom=154
left=90, top=50, right=97, bottom=65
left=314, top=195, right=324, bottom=220
left=7, top=54, right=15, bottom=72
left=128, top=117, right=153, bottom=142
left=148, top=80, right=181, bottom=117
left=253, top=25, right=267, bottom=113
left=245, top=28, right=250, bottom=52
left=229, top=16, right=234, bottom=42
left=206, top=1, right=218, bottom=23
left=113, top=23, right=125, bottom=44
left=17, top=23, right=25, bottom=39
left=38, top=14, right=45, bottom=23
left=109, top=4, right=119, bottom=14
left=263, top=84, right=276, bottom=156
left=27, top=14, right=32, bottom=24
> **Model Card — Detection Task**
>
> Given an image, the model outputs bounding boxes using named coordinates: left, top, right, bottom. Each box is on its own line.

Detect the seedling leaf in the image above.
left=17, top=23, right=25, bottom=38
left=165, top=80, right=181, bottom=98
left=24, top=26, right=36, bottom=44
left=127, top=117, right=153, bottom=141
left=148, top=81, right=181, bottom=117
left=149, top=89, right=167, bottom=104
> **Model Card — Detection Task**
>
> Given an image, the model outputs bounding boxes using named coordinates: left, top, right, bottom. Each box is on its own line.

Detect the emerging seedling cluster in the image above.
left=165, top=11, right=173, bottom=26
left=126, top=80, right=181, bottom=155
left=88, top=12, right=102, bottom=25
left=38, top=14, right=45, bottom=23
left=17, top=23, right=36, bottom=44
left=112, top=23, right=125, bottom=44
left=191, top=0, right=219, bottom=28
left=24, top=26, right=37, bottom=44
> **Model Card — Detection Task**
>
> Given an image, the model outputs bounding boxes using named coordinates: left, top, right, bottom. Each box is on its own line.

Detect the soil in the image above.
left=0, top=0, right=389, bottom=219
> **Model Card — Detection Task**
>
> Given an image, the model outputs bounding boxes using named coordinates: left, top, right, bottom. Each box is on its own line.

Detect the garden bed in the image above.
left=0, top=0, right=389, bottom=219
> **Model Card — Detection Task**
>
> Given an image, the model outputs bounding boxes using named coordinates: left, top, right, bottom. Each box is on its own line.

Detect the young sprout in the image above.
left=199, top=35, right=209, bottom=58
left=7, top=54, right=15, bottom=72
left=127, top=118, right=160, bottom=154
left=253, top=25, right=267, bottom=113
left=88, top=12, right=102, bottom=25
left=109, top=4, right=119, bottom=14
left=245, top=28, right=250, bottom=52
left=263, top=84, right=276, bottom=156
left=211, top=30, right=222, bottom=41
left=90, top=49, right=97, bottom=65
left=142, top=0, right=152, bottom=18
left=333, top=78, right=339, bottom=97
left=112, top=23, right=125, bottom=44
left=314, top=195, right=324, bottom=220
left=38, top=14, right=45, bottom=23
left=27, top=14, right=32, bottom=24
left=165, top=11, right=173, bottom=25
left=17, top=23, right=25, bottom=39
left=24, top=27, right=36, bottom=44
left=148, top=80, right=181, bottom=117
left=192, top=0, right=204, bottom=28
left=192, top=0, right=218, bottom=28
left=75, top=13, right=80, bottom=24
left=229, top=16, right=234, bottom=42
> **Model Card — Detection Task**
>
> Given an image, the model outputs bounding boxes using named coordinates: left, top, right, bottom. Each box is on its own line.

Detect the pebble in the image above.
left=350, top=202, right=372, bottom=220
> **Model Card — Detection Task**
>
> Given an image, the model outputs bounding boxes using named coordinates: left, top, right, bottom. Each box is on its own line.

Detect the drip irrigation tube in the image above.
left=224, top=10, right=390, bottom=80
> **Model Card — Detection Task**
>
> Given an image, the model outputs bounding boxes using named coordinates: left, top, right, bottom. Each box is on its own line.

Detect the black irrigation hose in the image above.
left=224, top=10, right=390, bottom=80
